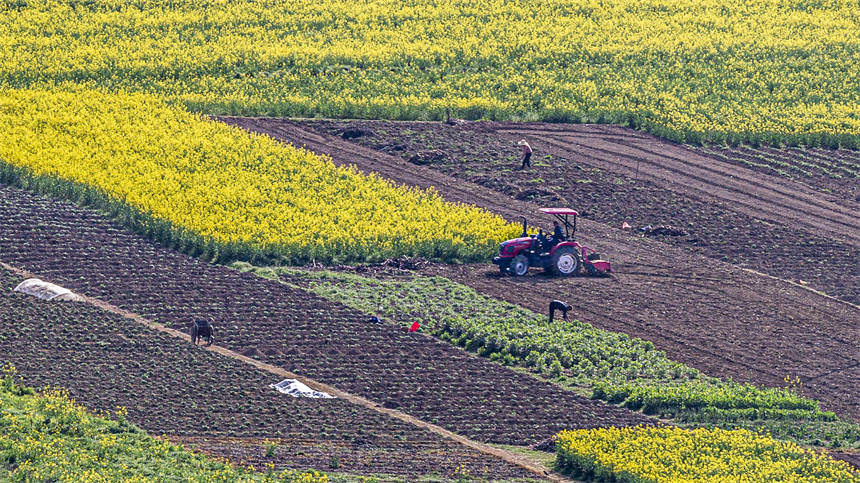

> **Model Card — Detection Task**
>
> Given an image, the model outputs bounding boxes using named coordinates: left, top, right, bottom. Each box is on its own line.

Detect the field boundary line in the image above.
left=737, top=266, right=860, bottom=312
left=0, top=261, right=566, bottom=482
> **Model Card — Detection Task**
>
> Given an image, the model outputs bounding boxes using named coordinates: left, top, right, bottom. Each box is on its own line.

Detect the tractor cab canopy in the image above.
left=539, top=208, right=578, bottom=217
left=539, top=208, right=578, bottom=241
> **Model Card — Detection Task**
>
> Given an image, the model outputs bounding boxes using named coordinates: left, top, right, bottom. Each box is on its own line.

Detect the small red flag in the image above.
left=409, top=322, right=420, bottom=332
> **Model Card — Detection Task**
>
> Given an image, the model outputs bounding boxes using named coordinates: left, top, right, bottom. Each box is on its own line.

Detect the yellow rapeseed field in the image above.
left=0, top=88, right=518, bottom=263
left=556, top=426, right=859, bottom=482
left=1, top=0, right=859, bottom=146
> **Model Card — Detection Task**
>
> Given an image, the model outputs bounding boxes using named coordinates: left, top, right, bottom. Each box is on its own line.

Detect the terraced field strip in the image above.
left=215, top=120, right=859, bottom=420
left=300, top=118, right=858, bottom=305
left=0, top=185, right=656, bottom=449
left=0, top=265, right=539, bottom=480
left=425, top=262, right=860, bottom=421
left=0, top=261, right=560, bottom=482
left=699, top=145, right=860, bottom=181
left=494, top=125, right=860, bottom=245
left=214, top=116, right=532, bottom=223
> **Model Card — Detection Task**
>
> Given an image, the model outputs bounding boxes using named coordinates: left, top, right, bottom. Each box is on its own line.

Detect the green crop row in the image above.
left=0, top=365, right=328, bottom=483
left=593, top=381, right=818, bottom=413
left=247, top=265, right=859, bottom=448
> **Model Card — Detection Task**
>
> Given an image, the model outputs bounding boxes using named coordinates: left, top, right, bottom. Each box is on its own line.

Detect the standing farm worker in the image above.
left=548, top=300, right=571, bottom=324
left=517, top=139, right=533, bottom=169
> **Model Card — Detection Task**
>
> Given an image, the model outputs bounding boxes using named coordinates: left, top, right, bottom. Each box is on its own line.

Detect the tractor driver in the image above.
left=544, top=220, right=565, bottom=249
left=552, top=220, right=565, bottom=242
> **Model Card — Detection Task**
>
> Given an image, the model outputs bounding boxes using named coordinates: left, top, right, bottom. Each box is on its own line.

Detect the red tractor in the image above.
left=493, top=208, right=612, bottom=277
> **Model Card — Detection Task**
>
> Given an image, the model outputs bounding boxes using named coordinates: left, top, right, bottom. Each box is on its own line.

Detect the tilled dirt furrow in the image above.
left=505, top=131, right=858, bottom=244
left=530, top=133, right=856, bottom=236
left=500, top=126, right=857, bottom=211
left=693, top=145, right=860, bottom=205
left=755, top=146, right=859, bottom=175
left=494, top=124, right=652, bottom=140
left=617, top=138, right=859, bottom=226
left=500, top=127, right=858, bottom=226
left=168, top=436, right=541, bottom=481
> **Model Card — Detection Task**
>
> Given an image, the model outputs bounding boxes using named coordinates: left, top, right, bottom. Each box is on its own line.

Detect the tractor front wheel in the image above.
left=551, top=246, right=580, bottom=276
left=510, top=254, right=529, bottom=276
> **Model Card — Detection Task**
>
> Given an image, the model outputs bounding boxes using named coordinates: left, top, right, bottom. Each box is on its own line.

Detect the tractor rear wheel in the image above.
left=510, top=254, right=529, bottom=276
left=551, top=246, right=580, bottom=276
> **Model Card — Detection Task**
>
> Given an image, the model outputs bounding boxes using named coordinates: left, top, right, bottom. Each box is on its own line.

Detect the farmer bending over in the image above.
left=517, top=139, right=533, bottom=169
left=549, top=300, right=571, bottom=324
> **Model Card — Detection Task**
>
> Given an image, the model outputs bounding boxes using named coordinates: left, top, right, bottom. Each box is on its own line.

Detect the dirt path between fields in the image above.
left=0, top=260, right=563, bottom=482
left=217, top=117, right=859, bottom=420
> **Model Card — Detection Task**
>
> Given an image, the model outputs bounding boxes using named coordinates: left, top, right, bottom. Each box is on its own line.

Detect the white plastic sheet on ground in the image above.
left=14, top=278, right=83, bottom=301
left=270, top=379, right=335, bottom=399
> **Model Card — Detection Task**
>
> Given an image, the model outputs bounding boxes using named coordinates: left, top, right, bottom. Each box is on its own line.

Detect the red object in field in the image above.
left=409, top=322, right=420, bottom=332
left=492, top=207, right=612, bottom=276
left=589, top=260, right=612, bottom=273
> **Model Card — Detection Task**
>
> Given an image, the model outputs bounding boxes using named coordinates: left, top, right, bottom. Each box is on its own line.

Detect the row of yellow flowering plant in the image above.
left=0, top=87, right=519, bottom=264
left=555, top=426, right=858, bottom=482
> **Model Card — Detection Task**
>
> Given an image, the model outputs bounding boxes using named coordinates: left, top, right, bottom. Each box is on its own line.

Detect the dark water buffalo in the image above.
left=190, top=319, right=214, bottom=346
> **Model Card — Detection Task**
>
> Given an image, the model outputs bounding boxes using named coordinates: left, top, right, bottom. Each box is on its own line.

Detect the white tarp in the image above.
left=270, top=379, right=335, bottom=399
left=14, top=278, right=83, bottom=301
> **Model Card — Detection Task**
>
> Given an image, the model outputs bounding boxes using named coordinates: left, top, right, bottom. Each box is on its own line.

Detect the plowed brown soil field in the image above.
left=0, top=268, right=533, bottom=480
left=217, top=118, right=859, bottom=421
left=0, top=185, right=653, bottom=450
left=220, top=118, right=859, bottom=304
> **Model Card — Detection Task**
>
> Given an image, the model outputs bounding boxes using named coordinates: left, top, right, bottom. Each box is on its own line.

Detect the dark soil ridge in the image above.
left=511, top=130, right=858, bottom=243
left=691, top=145, right=859, bottom=202
left=167, top=436, right=552, bottom=482
left=0, top=184, right=655, bottom=449
left=213, top=118, right=858, bottom=420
